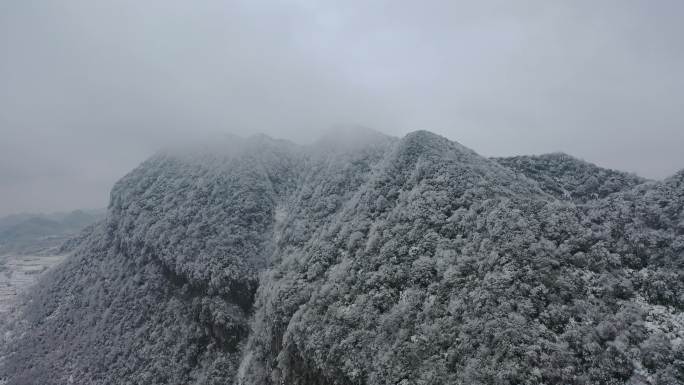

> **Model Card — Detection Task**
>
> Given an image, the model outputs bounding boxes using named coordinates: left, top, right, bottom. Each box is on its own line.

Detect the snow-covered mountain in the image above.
left=1, top=130, right=682, bottom=385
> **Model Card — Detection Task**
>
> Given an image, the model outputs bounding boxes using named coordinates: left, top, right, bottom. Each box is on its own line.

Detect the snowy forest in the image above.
left=1, top=130, right=682, bottom=385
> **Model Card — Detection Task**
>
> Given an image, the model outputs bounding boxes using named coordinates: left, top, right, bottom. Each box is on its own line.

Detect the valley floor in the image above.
left=0, top=254, right=65, bottom=314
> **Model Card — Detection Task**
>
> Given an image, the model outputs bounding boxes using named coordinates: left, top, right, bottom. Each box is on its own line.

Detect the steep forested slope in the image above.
left=1, top=131, right=682, bottom=385
left=1, top=136, right=303, bottom=384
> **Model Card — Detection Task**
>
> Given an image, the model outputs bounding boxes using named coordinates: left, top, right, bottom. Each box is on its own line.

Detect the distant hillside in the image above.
left=494, top=153, right=646, bottom=202
left=0, top=209, right=105, bottom=255
left=1, top=131, right=682, bottom=385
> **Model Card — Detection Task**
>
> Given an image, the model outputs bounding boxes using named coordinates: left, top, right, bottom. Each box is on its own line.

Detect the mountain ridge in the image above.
left=1, top=130, right=682, bottom=385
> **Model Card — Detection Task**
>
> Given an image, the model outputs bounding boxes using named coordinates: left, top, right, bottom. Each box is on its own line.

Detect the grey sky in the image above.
left=1, top=0, right=683, bottom=216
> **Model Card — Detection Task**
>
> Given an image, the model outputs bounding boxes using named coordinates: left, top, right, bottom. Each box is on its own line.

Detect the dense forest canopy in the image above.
left=1, top=130, right=682, bottom=385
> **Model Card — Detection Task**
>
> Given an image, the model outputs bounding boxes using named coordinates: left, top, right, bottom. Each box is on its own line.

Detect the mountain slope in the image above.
left=494, top=153, right=646, bottom=202
left=2, top=136, right=303, bottom=384
left=2, top=131, right=682, bottom=385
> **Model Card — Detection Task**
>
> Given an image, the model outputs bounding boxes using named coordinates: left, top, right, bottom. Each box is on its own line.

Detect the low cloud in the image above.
left=1, top=0, right=683, bottom=215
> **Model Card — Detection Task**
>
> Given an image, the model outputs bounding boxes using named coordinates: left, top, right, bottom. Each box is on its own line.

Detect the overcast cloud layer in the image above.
left=1, top=0, right=683, bottom=216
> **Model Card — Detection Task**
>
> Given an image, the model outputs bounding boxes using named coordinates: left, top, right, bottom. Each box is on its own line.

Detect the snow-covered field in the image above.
left=0, top=254, right=65, bottom=313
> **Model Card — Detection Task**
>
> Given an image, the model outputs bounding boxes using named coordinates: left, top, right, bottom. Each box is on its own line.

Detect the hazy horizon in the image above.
left=2, top=0, right=683, bottom=216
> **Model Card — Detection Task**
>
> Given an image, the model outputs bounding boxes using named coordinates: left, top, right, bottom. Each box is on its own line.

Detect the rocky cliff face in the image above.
left=2, top=131, right=682, bottom=385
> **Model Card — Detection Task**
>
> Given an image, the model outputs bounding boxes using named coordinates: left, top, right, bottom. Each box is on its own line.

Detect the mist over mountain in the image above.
left=1, top=130, right=682, bottom=385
